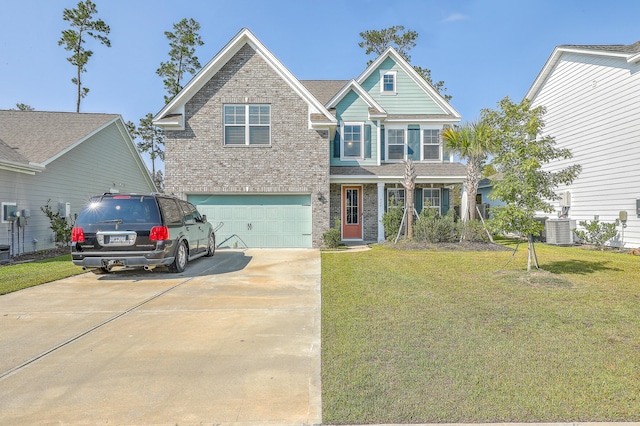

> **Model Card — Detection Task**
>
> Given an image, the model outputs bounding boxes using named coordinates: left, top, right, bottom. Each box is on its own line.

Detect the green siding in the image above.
left=361, top=57, right=447, bottom=115
left=331, top=89, right=379, bottom=166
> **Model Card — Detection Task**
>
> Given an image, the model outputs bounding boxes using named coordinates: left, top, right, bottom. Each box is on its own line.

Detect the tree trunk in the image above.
left=406, top=188, right=414, bottom=239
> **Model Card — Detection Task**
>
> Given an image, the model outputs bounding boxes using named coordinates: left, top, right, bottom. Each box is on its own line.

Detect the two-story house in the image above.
left=527, top=41, right=640, bottom=248
left=154, top=28, right=465, bottom=248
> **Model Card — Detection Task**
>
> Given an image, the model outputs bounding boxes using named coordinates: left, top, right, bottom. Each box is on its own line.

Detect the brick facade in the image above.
left=164, top=44, right=330, bottom=247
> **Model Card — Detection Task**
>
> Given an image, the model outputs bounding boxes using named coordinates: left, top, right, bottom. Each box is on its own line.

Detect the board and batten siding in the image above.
left=360, top=57, right=446, bottom=115
left=531, top=52, right=640, bottom=247
left=0, top=121, right=154, bottom=253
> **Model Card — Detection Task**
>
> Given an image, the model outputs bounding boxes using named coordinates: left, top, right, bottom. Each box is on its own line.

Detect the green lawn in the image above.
left=0, top=255, right=84, bottom=295
left=321, top=242, right=640, bottom=423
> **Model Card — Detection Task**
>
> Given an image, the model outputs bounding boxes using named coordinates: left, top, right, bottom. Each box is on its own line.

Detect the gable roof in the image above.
left=326, top=79, right=387, bottom=119
left=0, top=110, right=120, bottom=165
left=355, top=47, right=461, bottom=120
left=153, top=28, right=337, bottom=130
left=526, top=41, right=640, bottom=100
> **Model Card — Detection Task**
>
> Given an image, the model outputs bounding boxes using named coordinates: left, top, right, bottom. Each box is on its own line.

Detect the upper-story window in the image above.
left=342, top=123, right=363, bottom=158
left=380, top=70, right=397, bottom=95
left=387, top=128, right=405, bottom=161
left=423, top=129, right=441, bottom=160
left=224, top=104, right=270, bottom=145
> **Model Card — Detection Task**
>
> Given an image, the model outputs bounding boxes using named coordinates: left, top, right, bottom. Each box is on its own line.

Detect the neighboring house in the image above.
left=0, top=111, right=156, bottom=256
left=476, top=174, right=504, bottom=220
left=526, top=41, right=640, bottom=248
left=153, top=28, right=465, bottom=248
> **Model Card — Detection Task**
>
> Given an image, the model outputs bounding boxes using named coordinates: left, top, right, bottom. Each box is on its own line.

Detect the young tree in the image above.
left=157, top=18, right=204, bottom=103
left=58, top=0, right=111, bottom=112
left=442, top=120, right=494, bottom=222
left=128, top=113, right=165, bottom=191
left=358, top=26, right=451, bottom=101
left=483, top=97, right=581, bottom=271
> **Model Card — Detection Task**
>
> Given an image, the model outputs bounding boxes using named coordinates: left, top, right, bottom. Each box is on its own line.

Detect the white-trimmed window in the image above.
left=380, top=70, right=397, bottom=95
left=387, top=128, right=405, bottom=161
left=1, top=202, right=17, bottom=223
left=423, top=188, right=441, bottom=213
left=224, top=104, right=270, bottom=145
left=423, top=129, right=441, bottom=161
left=386, top=188, right=405, bottom=212
left=342, top=123, right=363, bottom=158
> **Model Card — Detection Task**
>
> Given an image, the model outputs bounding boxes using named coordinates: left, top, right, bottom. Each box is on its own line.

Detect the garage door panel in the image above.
left=192, top=195, right=312, bottom=248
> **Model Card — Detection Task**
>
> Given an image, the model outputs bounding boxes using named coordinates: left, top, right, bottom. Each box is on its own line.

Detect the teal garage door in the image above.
left=189, top=194, right=312, bottom=248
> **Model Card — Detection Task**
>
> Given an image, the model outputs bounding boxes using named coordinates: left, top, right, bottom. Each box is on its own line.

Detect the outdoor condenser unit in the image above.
left=546, top=219, right=574, bottom=245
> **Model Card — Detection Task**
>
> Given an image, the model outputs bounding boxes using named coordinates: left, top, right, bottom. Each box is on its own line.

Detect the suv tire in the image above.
left=205, top=232, right=216, bottom=257
left=169, top=241, right=188, bottom=273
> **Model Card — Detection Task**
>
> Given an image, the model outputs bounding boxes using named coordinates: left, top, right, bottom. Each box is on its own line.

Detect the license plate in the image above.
left=109, top=235, right=128, bottom=244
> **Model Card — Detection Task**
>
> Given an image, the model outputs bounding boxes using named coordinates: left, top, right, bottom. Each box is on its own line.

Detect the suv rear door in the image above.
left=179, top=200, right=208, bottom=255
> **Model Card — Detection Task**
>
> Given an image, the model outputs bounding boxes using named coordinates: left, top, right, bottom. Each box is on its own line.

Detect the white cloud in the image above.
left=443, top=13, right=470, bottom=23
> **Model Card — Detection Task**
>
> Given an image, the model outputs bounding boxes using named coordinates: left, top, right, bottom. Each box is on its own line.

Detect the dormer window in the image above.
left=380, top=70, right=397, bottom=95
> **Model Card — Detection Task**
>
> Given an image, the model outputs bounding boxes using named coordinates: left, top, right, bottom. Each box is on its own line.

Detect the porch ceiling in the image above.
left=330, top=163, right=466, bottom=184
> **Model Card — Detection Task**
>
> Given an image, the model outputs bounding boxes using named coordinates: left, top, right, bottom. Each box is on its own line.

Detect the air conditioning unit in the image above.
left=546, top=219, right=574, bottom=245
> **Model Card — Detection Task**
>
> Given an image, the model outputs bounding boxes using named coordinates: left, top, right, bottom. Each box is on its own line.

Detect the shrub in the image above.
left=40, top=199, right=74, bottom=248
left=323, top=217, right=342, bottom=249
left=574, top=218, right=618, bottom=250
left=414, top=208, right=460, bottom=243
left=462, top=219, right=491, bottom=243
left=382, top=203, right=404, bottom=241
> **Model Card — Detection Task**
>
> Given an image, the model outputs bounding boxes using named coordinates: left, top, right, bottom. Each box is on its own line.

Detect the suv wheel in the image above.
left=169, top=241, right=188, bottom=273
left=205, top=233, right=216, bottom=257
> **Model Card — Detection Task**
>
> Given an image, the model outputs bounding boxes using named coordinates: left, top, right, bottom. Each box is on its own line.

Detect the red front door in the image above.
left=342, top=185, right=362, bottom=240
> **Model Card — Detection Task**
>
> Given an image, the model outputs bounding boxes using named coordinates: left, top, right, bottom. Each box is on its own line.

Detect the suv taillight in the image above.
left=150, top=226, right=170, bottom=241
left=72, top=227, right=85, bottom=243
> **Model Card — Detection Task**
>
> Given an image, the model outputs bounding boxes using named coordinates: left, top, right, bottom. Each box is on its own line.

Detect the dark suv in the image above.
left=71, top=194, right=215, bottom=274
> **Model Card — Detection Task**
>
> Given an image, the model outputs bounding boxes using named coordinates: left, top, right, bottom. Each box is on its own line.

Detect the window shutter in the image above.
left=333, top=129, right=341, bottom=158
left=408, top=125, right=420, bottom=161
left=364, top=124, right=372, bottom=158
left=380, top=125, right=385, bottom=161
left=442, top=188, right=450, bottom=215
left=414, top=188, right=423, bottom=213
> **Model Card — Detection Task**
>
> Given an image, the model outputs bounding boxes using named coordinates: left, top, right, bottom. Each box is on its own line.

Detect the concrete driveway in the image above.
left=0, top=249, right=321, bottom=425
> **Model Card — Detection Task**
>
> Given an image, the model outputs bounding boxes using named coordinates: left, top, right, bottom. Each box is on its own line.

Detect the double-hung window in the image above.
left=224, top=104, right=270, bottom=145
left=386, top=188, right=405, bottom=212
left=423, top=188, right=441, bottom=213
left=423, top=129, right=441, bottom=160
left=342, top=123, right=363, bottom=158
left=387, top=128, right=405, bottom=161
left=380, top=70, right=397, bottom=95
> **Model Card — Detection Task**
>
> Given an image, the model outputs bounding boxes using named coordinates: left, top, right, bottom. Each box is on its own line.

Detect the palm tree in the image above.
left=442, top=120, right=495, bottom=222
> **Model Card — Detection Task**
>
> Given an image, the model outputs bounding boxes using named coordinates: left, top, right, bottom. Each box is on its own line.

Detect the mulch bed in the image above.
left=2, top=247, right=71, bottom=266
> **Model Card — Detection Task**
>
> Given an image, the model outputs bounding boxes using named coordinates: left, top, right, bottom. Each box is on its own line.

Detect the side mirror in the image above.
left=202, top=214, right=207, bottom=223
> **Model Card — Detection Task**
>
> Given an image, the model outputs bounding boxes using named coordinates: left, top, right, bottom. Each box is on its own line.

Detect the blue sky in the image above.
left=2, top=0, right=640, bottom=158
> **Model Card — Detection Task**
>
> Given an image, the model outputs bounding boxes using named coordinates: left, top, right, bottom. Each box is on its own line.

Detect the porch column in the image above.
left=377, top=182, right=385, bottom=242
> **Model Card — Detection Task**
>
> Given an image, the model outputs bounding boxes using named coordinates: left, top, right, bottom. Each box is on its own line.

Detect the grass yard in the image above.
left=0, top=255, right=84, bottom=295
left=321, top=241, right=640, bottom=424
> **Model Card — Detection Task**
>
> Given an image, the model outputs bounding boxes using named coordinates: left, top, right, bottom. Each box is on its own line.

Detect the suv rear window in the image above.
left=157, top=197, right=183, bottom=226
left=76, top=196, right=161, bottom=225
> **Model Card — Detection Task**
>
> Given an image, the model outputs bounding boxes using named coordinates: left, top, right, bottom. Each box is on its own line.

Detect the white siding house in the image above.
left=526, top=42, right=640, bottom=248
left=0, top=111, right=156, bottom=257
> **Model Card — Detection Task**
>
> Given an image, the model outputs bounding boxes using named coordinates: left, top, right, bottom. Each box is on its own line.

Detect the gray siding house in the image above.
left=154, top=28, right=465, bottom=248
left=0, top=111, right=156, bottom=256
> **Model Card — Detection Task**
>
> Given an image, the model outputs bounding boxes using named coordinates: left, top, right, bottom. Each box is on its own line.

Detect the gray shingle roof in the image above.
left=301, top=80, right=349, bottom=105
left=559, top=41, right=640, bottom=54
left=0, top=136, right=29, bottom=165
left=0, top=110, right=119, bottom=164
left=331, top=162, right=466, bottom=178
